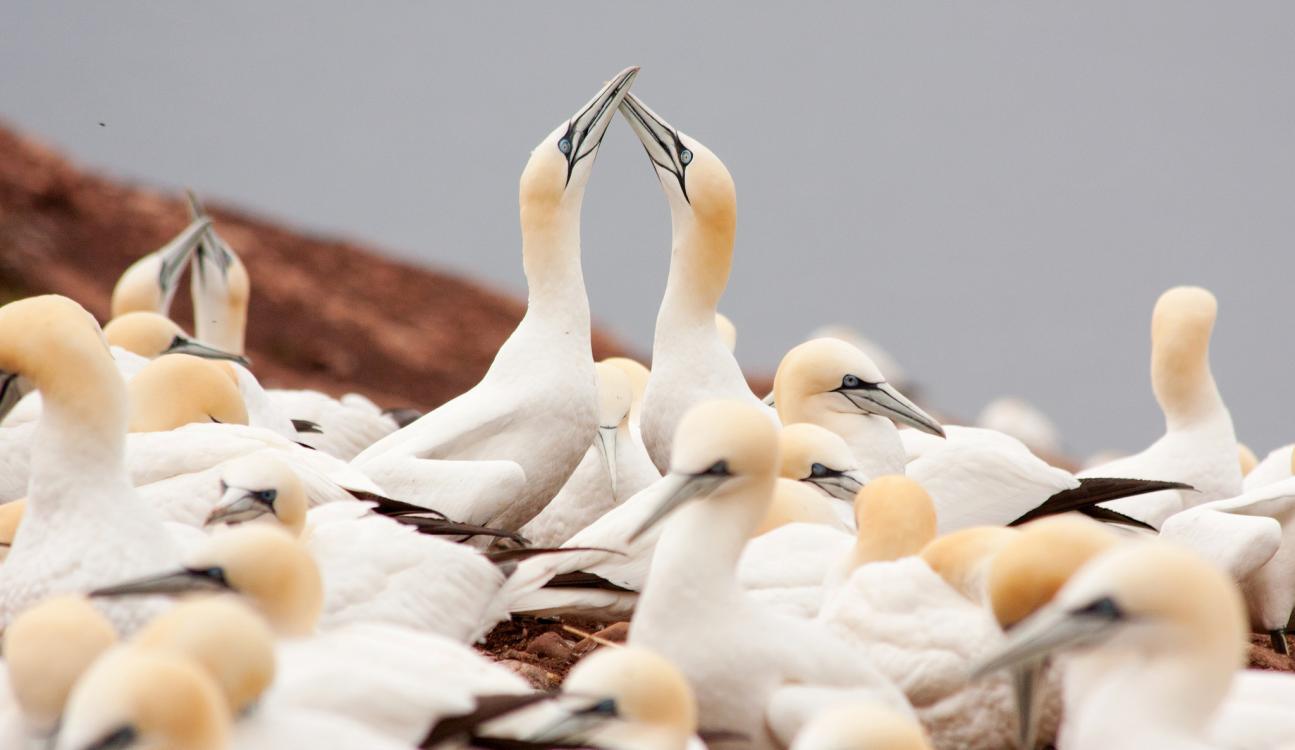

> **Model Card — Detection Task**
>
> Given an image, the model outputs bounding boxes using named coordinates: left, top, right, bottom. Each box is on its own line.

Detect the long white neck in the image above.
left=27, top=360, right=135, bottom=518
left=1062, top=646, right=1232, bottom=749
left=639, top=476, right=774, bottom=610
left=808, top=410, right=904, bottom=479
left=654, top=215, right=732, bottom=348
left=518, top=198, right=590, bottom=332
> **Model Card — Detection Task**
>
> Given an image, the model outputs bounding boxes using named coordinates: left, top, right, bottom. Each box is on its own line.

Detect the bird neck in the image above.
left=656, top=217, right=733, bottom=332
left=520, top=200, right=590, bottom=329
left=647, top=475, right=775, bottom=596
left=28, top=354, right=132, bottom=505
left=785, top=405, right=904, bottom=479
left=1151, top=338, right=1225, bottom=430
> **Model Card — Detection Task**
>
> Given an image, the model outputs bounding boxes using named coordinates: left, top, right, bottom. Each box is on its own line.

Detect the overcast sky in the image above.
left=2, top=2, right=1292, bottom=457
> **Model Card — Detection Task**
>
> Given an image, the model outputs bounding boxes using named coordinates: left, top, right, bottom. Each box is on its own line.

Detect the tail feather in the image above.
left=1009, top=477, right=1190, bottom=529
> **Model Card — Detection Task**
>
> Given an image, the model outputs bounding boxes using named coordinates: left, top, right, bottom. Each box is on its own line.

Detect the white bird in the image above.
left=808, top=324, right=911, bottom=393
left=603, top=356, right=651, bottom=439
left=355, top=67, right=641, bottom=533
left=0, top=296, right=179, bottom=633
left=774, top=337, right=943, bottom=480
left=715, top=312, right=737, bottom=354
left=108, top=217, right=211, bottom=320
left=1080, top=286, right=1242, bottom=526
left=0, top=595, right=118, bottom=747
left=790, top=702, right=933, bottom=750
left=1244, top=443, right=1294, bottom=490
left=902, top=425, right=1184, bottom=535
left=616, top=92, right=773, bottom=472
left=88, top=526, right=532, bottom=746
left=185, top=191, right=251, bottom=356
left=628, top=400, right=911, bottom=750
left=976, top=396, right=1063, bottom=458
left=1161, top=464, right=1295, bottom=653
left=203, top=453, right=511, bottom=642
left=975, top=540, right=1295, bottom=750
left=523, top=359, right=660, bottom=547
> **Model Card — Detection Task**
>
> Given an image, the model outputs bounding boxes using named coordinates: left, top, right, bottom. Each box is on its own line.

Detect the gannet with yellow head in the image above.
left=203, top=453, right=513, bottom=642
left=628, top=400, right=910, bottom=750
left=109, top=218, right=211, bottom=320
left=1, top=595, right=118, bottom=745
left=973, top=541, right=1275, bottom=749
left=774, top=337, right=942, bottom=479
left=617, top=92, right=774, bottom=472
left=89, top=525, right=530, bottom=745
left=1080, top=286, right=1243, bottom=525
left=128, top=354, right=249, bottom=433
left=104, top=311, right=248, bottom=365
left=55, top=647, right=229, bottom=750
left=0, top=295, right=179, bottom=633
left=355, top=67, right=640, bottom=534
left=132, top=596, right=418, bottom=749
left=523, top=359, right=661, bottom=547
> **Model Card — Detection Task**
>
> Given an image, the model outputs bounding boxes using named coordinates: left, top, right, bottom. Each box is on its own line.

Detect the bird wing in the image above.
left=1159, top=507, right=1280, bottom=581
left=356, top=455, right=526, bottom=527
left=269, top=388, right=399, bottom=461
left=354, top=385, right=519, bottom=464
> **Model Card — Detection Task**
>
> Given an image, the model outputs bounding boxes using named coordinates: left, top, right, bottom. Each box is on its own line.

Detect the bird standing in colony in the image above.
left=356, top=67, right=641, bottom=533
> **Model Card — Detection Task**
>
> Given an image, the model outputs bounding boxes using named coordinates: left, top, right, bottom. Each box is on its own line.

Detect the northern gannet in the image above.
left=0, top=595, right=118, bottom=746
left=628, top=400, right=911, bottom=749
left=108, top=218, right=211, bottom=320
left=89, top=526, right=531, bottom=745
left=974, top=541, right=1295, bottom=750
left=1080, top=286, right=1242, bottom=525
left=774, top=338, right=942, bottom=479
left=616, top=93, right=773, bottom=471
left=356, top=67, right=641, bottom=532
left=132, top=596, right=419, bottom=749
left=185, top=191, right=250, bottom=355
left=105, top=311, right=249, bottom=366
left=56, top=647, right=230, bottom=750
left=902, top=425, right=1183, bottom=534
left=0, top=295, right=179, bottom=633
left=808, top=324, right=910, bottom=393
left=790, top=703, right=932, bottom=750
left=127, top=354, right=248, bottom=432
left=523, top=359, right=660, bottom=547
left=203, top=453, right=511, bottom=641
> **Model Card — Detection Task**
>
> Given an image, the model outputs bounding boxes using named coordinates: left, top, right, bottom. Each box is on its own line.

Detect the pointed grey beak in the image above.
left=163, top=334, right=250, bottom=366
left=156, top=218, right=212, bottom=302
left=761, top=391, right=775, bottom=408
left=89, top=567, right=232, bottom=598
left=1009, top=658, right=1045, bottom=750
left=185, top=189, right=238, bottom=281
left=836, top=381, right=944, bottom=437
left=618, top=93, right=691, bottom=202
left=807, top=469, right=867, bottom=502
left=527, top=697, right=618, bottom=744
left=205, top=487, right=272, bottom=527
left=0, top=371, right=33, bottom=423
left=627, top=467, right=732, bottom=543
left=595, top=426, right=619, bottom=496
left=971, top=596, right=1125, bottom=680
left=561, top=67, right=639, bottom=185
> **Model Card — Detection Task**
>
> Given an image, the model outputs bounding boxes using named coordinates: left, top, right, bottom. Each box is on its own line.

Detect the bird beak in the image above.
left=808, top=469, right=868, bottom=502
left=89, top=567, right=232, bottom=598
left=1009, top=658, right=1045, bottom=750
left=562, top=66, right=639, bottom=184
left=595, top=426, right=619, bottom=496
left=205, top=487, right=271, bottom=527
left=163, top=334, right=251, bottom=366
left=528, top=697, right=618, bottom=744
left=835, top=382, right=945, bottom=437
left=618, top=92, right=690, bottom=201
left=0, top=371, right=33, bottom=423
left=628, top=470, right=732, bottom=543
left=762, top=391, right=776, bottom=407
left=156, top=218, right=212, bottom=303
left=971, top=597, right=1125, bottom=680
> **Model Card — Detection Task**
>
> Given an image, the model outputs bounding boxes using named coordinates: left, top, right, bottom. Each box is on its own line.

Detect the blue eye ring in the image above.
left=810, top=463, right=829, bottom=478
left=255, top=489, right=277, bottom=503
left=842, top=374, right=862, bottom=389
left=679, top=149, right=693, bottom=165
left=558, top=138, right=572, bottom=155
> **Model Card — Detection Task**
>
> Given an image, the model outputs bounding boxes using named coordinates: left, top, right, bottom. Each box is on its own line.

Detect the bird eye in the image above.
left=679, top=149, right=693, bottom=165
left=810, top=463, right=829, bottom=478
left=1070, top=596, right=1124, bottom=620
left=842, top=374, right=862, bottom=389
left=255, top=489, right=277, bottom=503
left=705, top=460, right=730, bottom=476
left=558, top=138, right=573, bottom=155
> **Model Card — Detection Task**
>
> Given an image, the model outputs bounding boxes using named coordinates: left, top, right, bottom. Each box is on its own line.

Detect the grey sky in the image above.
left=2, top=2, right=1292, bottom=457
